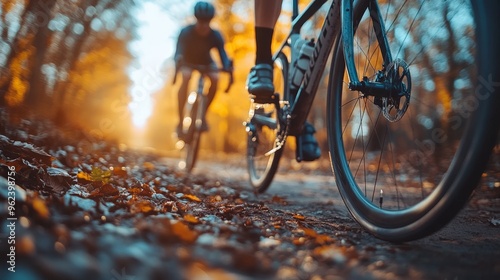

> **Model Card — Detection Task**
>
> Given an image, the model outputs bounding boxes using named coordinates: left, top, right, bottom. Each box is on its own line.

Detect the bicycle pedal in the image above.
left=250, top=93, right=276, bottom=104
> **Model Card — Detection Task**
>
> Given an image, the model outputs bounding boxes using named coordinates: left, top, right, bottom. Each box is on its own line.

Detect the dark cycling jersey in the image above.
left=174, top=24, right=231, bottom=70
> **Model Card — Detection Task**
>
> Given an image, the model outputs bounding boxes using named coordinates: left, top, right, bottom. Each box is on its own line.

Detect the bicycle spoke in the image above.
left=336, top=0, right=476, bottom=210
left=328, top=0, right=495, bottom=242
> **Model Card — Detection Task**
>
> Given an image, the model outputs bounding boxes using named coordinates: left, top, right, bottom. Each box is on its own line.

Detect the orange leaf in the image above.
left=184, top=194, right=201, bottom=202
left=171, top=221, right=198, bottom=243
left=301, top=227, right=317, bottom=237
left=32, top=197, right=50, bottom=219
left=77, top=171, right=92, bottom=182
left=293, top=213, right=305, bottom=220
left=111, top=166, right=128, bottom=177
left=128, top=187, right=142, bottom=194
left=293, top=237, right=306, bottom=246
left=315, top=234, right=333, bottom=245
left=130, top=200, right=155, bottom=214
left=183, top=214, right=200, bottom=224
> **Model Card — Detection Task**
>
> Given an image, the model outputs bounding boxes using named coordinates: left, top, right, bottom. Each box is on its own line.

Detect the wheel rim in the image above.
left=329, top=0, right=479, bottom=228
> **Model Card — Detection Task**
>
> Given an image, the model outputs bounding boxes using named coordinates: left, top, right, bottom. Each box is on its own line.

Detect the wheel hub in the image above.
left=379, top=58, right=412, bottom=122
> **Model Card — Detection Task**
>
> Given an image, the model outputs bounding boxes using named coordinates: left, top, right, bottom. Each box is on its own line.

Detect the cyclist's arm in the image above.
left=174, top=28, right=189, bottom=67
left=214, top=30, right=232, bottom=71
left=172, top=28, right=188, bottom=84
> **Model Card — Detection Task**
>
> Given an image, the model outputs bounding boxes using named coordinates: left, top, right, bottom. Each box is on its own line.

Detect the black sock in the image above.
left=255, top=27, right=274, bottom=66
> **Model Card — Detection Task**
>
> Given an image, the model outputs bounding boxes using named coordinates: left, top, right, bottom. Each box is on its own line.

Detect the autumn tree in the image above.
left=0, top=0, right=139, bottom=147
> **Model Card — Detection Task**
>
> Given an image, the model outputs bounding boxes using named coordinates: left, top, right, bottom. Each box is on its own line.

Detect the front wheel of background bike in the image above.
left=327, top=0, right=499, bottom=242
left=181, top=96, right=202, bottom=173
left=184, top=128, right=201, bottom=173
left=247, top=52, right=290, bottom=193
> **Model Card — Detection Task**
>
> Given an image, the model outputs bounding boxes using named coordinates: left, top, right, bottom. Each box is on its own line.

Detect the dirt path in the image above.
left=1, top=121, right=499, bottom=279
left=187, top=156, right=500, bottom=279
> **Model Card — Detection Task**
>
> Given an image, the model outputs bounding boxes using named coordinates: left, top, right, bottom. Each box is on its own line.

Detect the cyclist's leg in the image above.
left=205, top=70, right=219, bottom=110
left=177, top=66, right=192, bottom=134
left=247, top=0, right=283, bottom=100
left=203, top=70, right=220, bottom=131
left=254, top=0, right=281, bottom=64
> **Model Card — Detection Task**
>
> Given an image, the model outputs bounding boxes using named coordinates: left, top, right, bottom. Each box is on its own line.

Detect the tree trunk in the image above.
left=24, top=0, right=57, bottom=107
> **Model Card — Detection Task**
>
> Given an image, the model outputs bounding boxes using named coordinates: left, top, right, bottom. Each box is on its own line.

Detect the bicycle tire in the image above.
left=184, top=130, right=201, bottom=173
left=182, top=95, right=202, bottom=173
left=247, top=52, right=290, bottom=193
left=327, top=0, right=499, bottom=242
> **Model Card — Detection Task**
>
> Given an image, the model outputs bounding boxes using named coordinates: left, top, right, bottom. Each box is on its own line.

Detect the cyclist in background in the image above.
left=174, top=1, right=232, bottom=135
left=246, top=0, right=321, bottom=161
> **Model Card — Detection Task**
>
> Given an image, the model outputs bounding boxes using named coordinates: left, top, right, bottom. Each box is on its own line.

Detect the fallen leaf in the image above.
left=128, top=187, right=142, bottom=195
left=32, top=196, right=50, bottom=219
left=293, top=214, right=305, bottom=221
left=130, top=199, right=155, bottom=214
left=90, top=167, right=111, bottom=183
left=139, top=184, right=154, bottom=196
left=184, top=194, right=201, bottom=202
left=171, top=221, right=198, bottom=243
left=315, top=234, right=333, bottom=245
left=313, top=245, right=347, bottom=264
left=44, top=167, right=74, bottom=192
left=293, top=237, right=306, bottom=245
left=89, top=183, right=119, bottom=197
left=77, top=171, right=92, bottom=182
left=183, top=214, right=200, bottom=224
left=302, top=227, right=317, bottom=237
left=111, top=166, right=128, bottom=177
left=0, top=135, right=53, bottom=164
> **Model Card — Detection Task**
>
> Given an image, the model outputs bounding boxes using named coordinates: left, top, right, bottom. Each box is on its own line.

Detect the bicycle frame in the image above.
left=179, top=70, right=209, bottom=172
left=273, top=0, right=392, bottom=135
left=193, top=75, right=207, bottom=131
left=248, top=0, right=500, bottom=242
left=181, top=72, right=207, bottom=140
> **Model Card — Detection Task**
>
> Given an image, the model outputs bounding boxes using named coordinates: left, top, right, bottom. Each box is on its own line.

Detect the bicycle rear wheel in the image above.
left=327, top=0, right=500, bottom=242
left=247, top=52, right=290, bottom=193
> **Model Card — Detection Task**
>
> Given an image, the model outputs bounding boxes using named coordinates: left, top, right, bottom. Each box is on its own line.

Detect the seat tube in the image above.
left=197, top=76, right=206, bottom=127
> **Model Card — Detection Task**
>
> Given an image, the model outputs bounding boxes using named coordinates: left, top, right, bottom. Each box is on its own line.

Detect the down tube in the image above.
left=290, top=1, right=341, bottom=135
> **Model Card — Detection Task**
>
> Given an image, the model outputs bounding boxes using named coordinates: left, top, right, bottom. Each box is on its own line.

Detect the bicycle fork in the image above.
left=341, top=0, right=411, bottom=121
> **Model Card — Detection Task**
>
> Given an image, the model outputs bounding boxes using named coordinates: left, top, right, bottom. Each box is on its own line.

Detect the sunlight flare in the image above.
left=128, top=2, right=178, bottom=128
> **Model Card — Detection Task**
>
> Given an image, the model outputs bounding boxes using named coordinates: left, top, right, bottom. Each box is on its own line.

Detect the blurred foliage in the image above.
left=0, top=0, right=476, bottom=158
left=0, top=0, right=136, bottom=142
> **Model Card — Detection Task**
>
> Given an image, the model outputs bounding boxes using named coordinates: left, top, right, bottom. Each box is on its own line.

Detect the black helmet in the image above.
left=194, top=2, right=215, bottom=20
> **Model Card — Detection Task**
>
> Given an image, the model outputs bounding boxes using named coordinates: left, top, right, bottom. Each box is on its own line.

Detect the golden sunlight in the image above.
left=128, top=2, right=181, bottom=128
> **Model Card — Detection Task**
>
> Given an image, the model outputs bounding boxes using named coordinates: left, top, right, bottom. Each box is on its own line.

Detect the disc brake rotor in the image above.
left=382, top=58, right=412, bottom=122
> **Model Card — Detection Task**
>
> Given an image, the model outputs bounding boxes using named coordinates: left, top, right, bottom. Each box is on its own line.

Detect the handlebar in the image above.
left=173, top=61, right=234, bottom=93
